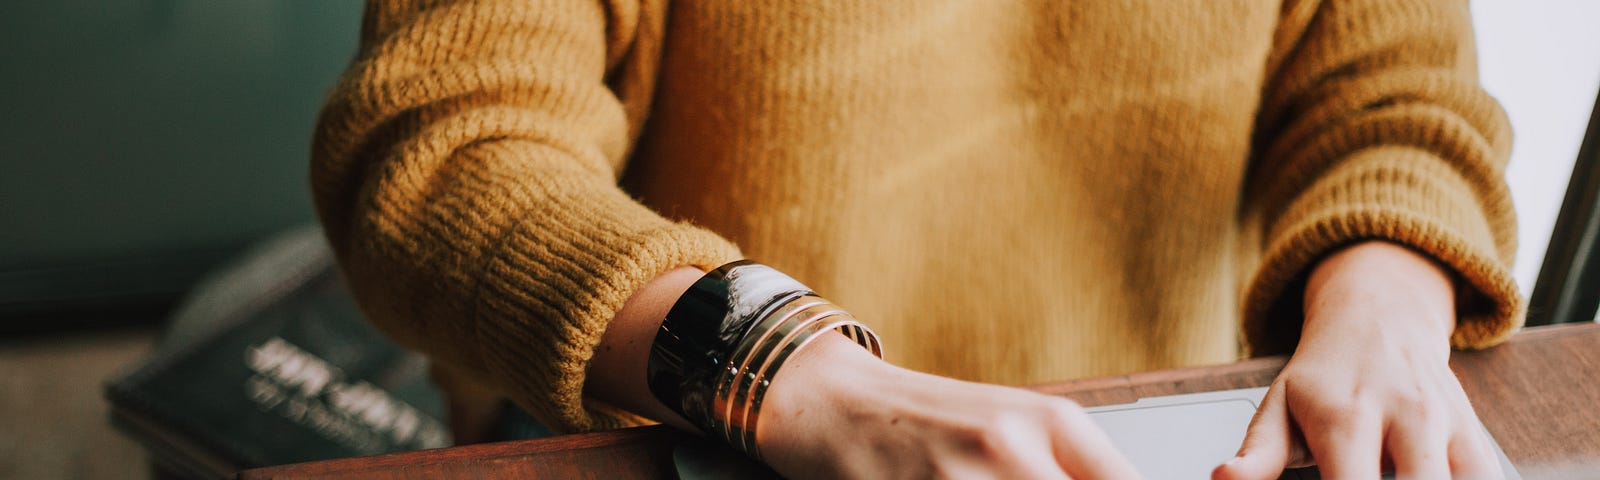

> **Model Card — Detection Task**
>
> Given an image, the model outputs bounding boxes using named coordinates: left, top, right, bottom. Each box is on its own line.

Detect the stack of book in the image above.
left=104, top=227, right=450, bottom=479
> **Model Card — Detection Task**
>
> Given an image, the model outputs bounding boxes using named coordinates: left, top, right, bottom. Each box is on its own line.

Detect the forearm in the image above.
left=582, top=266, right=703, bottom=431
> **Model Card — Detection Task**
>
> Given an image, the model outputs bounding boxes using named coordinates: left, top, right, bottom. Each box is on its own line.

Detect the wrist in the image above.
left=1301, top=241, right=1456, bottom=354
left=757, top=331, right=897, bottom=453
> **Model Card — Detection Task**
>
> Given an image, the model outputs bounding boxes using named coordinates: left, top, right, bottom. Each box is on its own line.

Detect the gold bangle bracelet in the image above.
left=710, top=296, right=831, bottom=443
left=699, top=293, right=883, bottom=459
left=738, top=316, right=879, bottom=457
left=710, top=295, right=882, bottom=457
left=726, top=305, right=849, bottom=450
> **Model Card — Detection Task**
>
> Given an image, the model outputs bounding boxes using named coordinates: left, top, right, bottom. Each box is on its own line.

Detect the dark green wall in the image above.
left=0, top=2, right=362, bottom=324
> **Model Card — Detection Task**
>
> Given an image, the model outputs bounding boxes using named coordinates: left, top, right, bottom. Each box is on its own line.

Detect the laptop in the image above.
left=674, top=387, right=1521, bottom=479
left=1085, top=387, right=1520, bottom=479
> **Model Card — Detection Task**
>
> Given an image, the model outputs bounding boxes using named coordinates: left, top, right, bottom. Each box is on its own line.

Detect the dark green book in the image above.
left=104, top=227, right=450, bottom=479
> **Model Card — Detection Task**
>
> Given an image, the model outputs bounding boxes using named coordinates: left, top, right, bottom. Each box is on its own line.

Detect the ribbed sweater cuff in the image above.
left=1243, top=145, right=1524, bottom=355
left=466, top=196, right=743, bottom=433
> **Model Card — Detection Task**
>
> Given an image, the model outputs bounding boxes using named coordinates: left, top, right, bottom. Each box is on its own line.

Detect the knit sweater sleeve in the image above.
left=1241, top=0, right=1522, bottom=355
left=310, top=0, right=742, bottom=433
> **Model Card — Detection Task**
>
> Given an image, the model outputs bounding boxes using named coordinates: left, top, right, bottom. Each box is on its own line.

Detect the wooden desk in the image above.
left=242, top=323, right=1600, bottom=479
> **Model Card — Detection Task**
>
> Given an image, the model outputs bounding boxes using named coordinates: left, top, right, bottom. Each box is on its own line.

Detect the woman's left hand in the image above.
left=1212, top=241, right=1503, bottom=480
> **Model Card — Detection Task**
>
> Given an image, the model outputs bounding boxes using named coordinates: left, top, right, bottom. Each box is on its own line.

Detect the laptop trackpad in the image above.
left=1088, top=389, right=1260, bottom=479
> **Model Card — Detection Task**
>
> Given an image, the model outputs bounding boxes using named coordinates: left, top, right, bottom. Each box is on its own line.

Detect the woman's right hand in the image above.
left=587, top=267, right=1137, bottom=478
left=756, top=332, right=1141, bottom=479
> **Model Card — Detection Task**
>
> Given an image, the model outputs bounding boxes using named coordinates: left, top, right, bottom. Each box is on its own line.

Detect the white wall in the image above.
left=1471, top=1, right=1600, bottom=315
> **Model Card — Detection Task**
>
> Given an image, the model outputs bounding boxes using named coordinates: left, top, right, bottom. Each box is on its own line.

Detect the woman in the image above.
left=313, top=0, right=1520, bottom=477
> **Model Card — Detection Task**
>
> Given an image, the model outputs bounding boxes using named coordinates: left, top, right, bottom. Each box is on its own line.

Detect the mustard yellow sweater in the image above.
left=312, top=0, right=1522, bottom=433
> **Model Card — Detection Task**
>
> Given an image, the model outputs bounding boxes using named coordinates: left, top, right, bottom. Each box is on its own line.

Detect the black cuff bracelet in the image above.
left=646, top=260, right=811, bottom=434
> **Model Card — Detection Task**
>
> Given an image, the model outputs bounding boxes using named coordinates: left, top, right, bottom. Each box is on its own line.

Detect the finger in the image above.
left=1056, top=428, right=1140, bottom=479
left=1442, top=386, right=1502, bottom=480
left=1047, top=402, right=1142, bottom=479
left=1384, top=414, right=1450, bottom=479
left=950, top=410, right=1075, bottom=480
left=1012, top=446, right=1076, bottom=480
left=1213, top=384, right=1305, bottom=480
left=1015, top=465, right=1073, bottom=480
left=1297, top=399, right=1384, bottom=480
left=1447, top=425, right=1502, bottom=480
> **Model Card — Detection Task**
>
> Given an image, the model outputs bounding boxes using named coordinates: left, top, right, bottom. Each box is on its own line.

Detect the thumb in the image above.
left=1212, top=383, right=1305, bottom=480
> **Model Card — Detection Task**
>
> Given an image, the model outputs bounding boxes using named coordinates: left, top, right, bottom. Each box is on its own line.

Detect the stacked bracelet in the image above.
left=646, top=261, right=882, bottom=459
